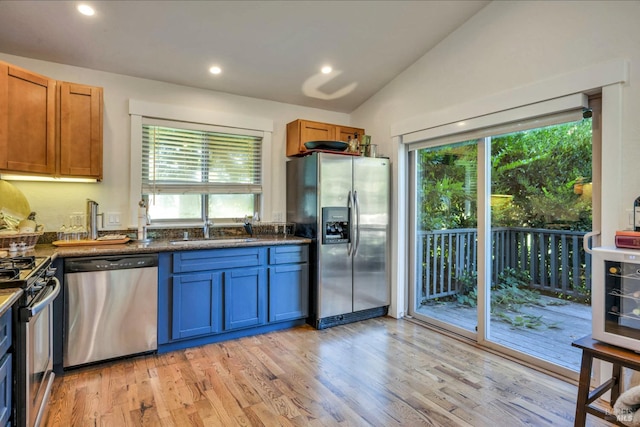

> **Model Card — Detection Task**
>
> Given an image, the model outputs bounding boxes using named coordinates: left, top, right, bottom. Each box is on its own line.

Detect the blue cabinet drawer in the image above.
left=173, top=247, right=265, bottom=273
left=0, top=310, right=11, bottom=357
left=268, top=245, right=309, bottom=265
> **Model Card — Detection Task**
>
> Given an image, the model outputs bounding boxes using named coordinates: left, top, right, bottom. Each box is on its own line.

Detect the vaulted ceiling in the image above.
left=0, top=1, right=490, bottom=112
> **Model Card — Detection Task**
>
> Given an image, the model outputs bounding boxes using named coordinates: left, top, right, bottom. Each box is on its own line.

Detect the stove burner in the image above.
left=0, top=256, right=36, bottom=271
left=0, top=268, right=19, bottom=282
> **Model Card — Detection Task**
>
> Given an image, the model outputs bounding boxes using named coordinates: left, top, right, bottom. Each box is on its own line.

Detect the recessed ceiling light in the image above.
left=321, top=66, right=332, bottom=74
left=77, top=4, right=95, bottom=16
left=209, top=66, right=222, bottom=75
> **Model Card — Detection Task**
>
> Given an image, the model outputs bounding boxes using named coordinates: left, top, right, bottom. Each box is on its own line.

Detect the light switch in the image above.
left=106, top=212, right=122, bottom=226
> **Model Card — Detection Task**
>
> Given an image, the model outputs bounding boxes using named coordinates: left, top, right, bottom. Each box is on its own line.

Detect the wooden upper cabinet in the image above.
left=286, top=119, right=365, bottom=157
left=0, top=60, right=103, bottom=179
left=58, top=82, right=103, bottom=179
left=335, top=125, right=365, bottom=143
left=0, top=61, right=56, bottom=174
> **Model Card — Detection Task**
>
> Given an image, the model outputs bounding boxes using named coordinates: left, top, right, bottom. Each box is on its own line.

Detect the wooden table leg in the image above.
left=611, top=363, right=622, bottom=405
left=575, top=350, right=594, bottom=427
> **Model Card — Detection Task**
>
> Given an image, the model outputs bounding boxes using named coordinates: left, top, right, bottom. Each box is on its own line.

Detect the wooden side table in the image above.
left=572, top=335, right=640, bottom=426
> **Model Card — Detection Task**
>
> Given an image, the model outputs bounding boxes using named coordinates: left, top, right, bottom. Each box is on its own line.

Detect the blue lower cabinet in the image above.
left=269, top=264, right=309, bottom=322
left=0, top=353, right=11, bottom=427
left=224, top=268, right=267, bottom=330
left=0, top=311, right=11, bottom=357
left=158, top=245, right=309, bottom=353
left=171, top=272, right=222, bottom=339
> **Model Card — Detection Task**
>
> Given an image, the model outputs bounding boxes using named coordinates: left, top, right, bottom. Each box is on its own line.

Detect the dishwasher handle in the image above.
left=65, top=254, right=158, bottom=273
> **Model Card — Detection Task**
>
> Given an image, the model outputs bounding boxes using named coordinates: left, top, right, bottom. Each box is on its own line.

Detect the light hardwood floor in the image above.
left=43, top=317, right=614, bottom=426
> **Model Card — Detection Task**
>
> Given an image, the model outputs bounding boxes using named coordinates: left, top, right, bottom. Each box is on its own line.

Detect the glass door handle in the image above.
left=583, top=230, right=600, bottom=254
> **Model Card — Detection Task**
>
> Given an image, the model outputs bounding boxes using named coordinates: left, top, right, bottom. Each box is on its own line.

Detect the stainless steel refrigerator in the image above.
left=287, top=152, right=390, bottom=329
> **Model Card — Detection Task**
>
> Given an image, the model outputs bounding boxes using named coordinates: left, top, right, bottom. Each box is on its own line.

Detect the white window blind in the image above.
left=142, top=124, right=262, bottom=195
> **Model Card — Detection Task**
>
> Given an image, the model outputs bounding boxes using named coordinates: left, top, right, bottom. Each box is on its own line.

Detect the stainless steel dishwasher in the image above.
left=63, top=254, right=158, bottom=368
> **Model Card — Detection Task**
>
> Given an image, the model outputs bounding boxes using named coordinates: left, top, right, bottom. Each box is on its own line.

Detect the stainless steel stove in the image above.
left=0, top=254, right=59, bottom=427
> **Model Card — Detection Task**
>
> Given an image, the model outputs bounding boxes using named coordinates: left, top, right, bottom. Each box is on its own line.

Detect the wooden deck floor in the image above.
left=43, top=317, right=613, bottom=426
left=417, top=296, right=591, bottom=372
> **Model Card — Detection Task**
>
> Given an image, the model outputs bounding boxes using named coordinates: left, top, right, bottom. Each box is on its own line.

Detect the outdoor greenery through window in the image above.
left=416, top=119, right=592, bottom=231
left=491, top=120, right=592, bottom=230
left=141, top=123, right=262, bottom=222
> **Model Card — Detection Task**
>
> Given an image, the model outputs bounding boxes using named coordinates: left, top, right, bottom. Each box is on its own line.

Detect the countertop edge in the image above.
left=0, top=288, right=22, bottom=317
left=33, top=236, right=312, bottom=259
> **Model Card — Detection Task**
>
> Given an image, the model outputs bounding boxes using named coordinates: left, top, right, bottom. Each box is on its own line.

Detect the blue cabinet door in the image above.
left=0, top=353, right=11, bottom=427
left=269, top=263, right=309, bottom=322
left=224, top=268, right=266, bottom=330
left=0, top=311, right=11, bottom=358
left=172, top=272, right=222, bottom=339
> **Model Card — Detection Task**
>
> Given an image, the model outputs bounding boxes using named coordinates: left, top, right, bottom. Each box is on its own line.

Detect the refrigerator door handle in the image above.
left=347, top=190, right=354, bottom=256
left=354, top=190, right=361, bottom=256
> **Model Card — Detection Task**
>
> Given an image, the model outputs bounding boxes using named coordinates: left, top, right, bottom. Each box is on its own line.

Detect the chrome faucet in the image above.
left=203, top=217, right=213, bottom=239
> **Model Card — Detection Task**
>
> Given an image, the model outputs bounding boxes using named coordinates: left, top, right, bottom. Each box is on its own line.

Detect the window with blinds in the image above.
left=141, top=123, right=263, bottom=222
left=142, top=125, right=262, bottom=194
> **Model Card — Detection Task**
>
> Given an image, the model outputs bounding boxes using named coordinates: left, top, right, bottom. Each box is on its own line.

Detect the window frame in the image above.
left=129, top=100, right=273, bottom=227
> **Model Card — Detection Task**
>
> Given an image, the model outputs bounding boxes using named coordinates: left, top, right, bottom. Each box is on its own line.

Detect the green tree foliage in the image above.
left=417, top=142, right=478, bottom=230
left=417, top=119, right=592, bottom=231
left=492, top=119, right=592, bottom=230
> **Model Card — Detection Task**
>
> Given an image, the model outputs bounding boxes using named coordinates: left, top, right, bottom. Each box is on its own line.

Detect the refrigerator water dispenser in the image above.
left=322, top=207, right=350, bottom=244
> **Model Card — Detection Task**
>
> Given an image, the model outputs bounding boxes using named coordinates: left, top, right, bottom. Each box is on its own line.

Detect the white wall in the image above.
left=0, top=52, right=352, bottom=231
left=351, top=1, right=640, bottom=317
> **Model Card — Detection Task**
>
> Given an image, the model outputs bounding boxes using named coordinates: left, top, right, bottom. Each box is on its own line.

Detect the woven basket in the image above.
left=0, top=232, right=43, bottom=250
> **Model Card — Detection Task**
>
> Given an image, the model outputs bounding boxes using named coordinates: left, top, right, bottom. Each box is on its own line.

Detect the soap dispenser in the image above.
left=137, top=199, right=151, bottom=241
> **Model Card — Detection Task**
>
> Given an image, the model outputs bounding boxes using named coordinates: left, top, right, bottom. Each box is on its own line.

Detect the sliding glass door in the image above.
left=412, top=140, right=479, bottom=337
left=486, top=119, right=593, bottom=371
left=409, top=104, right=596, bottom=373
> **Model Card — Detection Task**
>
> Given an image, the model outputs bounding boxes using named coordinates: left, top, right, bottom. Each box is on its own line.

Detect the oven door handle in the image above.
left=20, top=277, right=61, bottom=321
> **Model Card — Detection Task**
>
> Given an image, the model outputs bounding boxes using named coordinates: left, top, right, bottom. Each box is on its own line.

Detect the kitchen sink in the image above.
left=169, top=238, right=258, bottom=246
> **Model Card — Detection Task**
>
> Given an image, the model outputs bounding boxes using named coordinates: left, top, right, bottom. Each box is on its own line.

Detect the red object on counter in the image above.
left=615, top=230, right=640, bottom=249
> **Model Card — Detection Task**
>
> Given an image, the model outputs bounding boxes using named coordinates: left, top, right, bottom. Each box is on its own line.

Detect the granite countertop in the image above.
left=30, top=235, right=312, bottom=259
left=0, top=288, right=22, bottom=317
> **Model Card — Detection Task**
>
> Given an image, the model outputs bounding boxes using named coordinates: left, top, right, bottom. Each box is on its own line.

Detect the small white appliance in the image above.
left=592, top=246, right=640, bottom=351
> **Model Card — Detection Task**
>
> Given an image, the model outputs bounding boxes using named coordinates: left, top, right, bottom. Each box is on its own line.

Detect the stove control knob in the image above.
left=33, top=279, right=48, bottom=289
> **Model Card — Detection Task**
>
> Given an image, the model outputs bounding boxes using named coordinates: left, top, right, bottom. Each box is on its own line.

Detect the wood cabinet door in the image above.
left=300, top=120, right=335, bottom=142
left=287, top=119, right=337, bottom=156
left=0, top=61, right=55, bottom=174
left=59, top=82, right=103, bottom=179
left=335, top=126, right=365, bottom=143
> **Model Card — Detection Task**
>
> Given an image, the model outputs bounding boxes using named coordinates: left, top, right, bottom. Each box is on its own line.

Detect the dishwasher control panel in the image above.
left=64, top=254, right=158, bottom=273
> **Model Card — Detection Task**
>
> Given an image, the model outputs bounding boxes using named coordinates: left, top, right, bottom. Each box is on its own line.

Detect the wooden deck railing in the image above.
left=418, top=227, right=591, bottom=301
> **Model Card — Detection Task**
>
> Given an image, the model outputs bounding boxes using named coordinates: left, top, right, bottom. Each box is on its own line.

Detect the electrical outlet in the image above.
left=106, top=212, right=122, bottom=226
